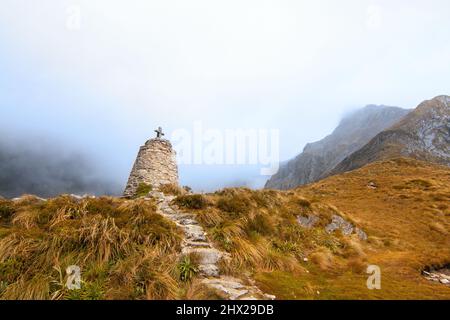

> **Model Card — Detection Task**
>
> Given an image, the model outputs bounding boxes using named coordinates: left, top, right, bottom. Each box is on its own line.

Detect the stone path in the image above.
left=148, top=191, right=276, bottom=300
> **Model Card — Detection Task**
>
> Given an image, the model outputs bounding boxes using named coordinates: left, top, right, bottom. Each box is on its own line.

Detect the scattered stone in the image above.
left=178, top=217, right=199, bottom=226
left=325, top=215, right=354, bottom=235
left=422, top=267, right=450, bottom=286
left=198, top=264, right=220, bottom=278
left=367, top=181, right=378, bottom=189
left=355, top=228, right=368, bottom=241
left=201, top=277, right=275, bottom=300
left=324, top=214, right=368, bottom=240
left=297, top=215, right=319, bottom=228
left=183, top=225, right=207, bottom=242
left=184, top=241, right=211, bottom=248
left=303, top=257, right=309, bottom=262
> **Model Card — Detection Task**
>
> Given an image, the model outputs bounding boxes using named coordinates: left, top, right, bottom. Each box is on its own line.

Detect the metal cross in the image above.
left=154, top=126, right=165, bottom=139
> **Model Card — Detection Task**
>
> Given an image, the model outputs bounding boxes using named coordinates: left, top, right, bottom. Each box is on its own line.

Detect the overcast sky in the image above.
left=1, top=0, right=449, bottom=193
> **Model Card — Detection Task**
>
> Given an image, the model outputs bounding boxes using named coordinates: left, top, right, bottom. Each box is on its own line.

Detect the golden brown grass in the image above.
left=269, top=157, right=450, bottom=299
left=185, top=158, right=450, bottom=299
left=1, top=157, right=449, bottom=300
left=159, top=183, right=184, bottom=196
left=0, top=196, right=184, bottom=300
left=185, top=188, right=342, bottom=279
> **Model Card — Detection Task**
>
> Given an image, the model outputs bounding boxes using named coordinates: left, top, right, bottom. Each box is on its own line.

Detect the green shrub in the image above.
left=135, top=183, right=153, bottom=198
left=246, top=214, right=275, bottom=235
left=0, top=258, right=24, bottom=283
left=65, top=281, right=105, bottom=300
left=178, top=256, right=198, bottom=282
left=0, top=204, right=15, bottom=221
left=211, top=227, right=233, bottom=251
left=174, top=194, right=207, bottom=210
left=298, top=198, right=312, bottom=209
left=217, top=195, right=250, bottom=215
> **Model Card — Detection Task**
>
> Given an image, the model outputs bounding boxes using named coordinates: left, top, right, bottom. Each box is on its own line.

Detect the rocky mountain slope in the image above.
left=265, top=105, right=410, bottom=189
left=331, top=95, right=450, bottom=175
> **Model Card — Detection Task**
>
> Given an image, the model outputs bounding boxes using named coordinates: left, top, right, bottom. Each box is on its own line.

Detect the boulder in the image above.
left=325, top=215, right=354, bottom=235
left=355, top=228, right=368, bottom=241
left=325, top=215, right=368, bottom=240
left=297, top=215, right=319, bottom=228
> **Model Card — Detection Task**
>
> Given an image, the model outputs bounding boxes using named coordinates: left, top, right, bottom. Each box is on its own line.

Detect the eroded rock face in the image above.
left=297, top=213, right=368, bottom=241
left=331, top=95, right=450, bottom=175
left=265, top=105, right=409, bottom=190
left=123, top=138, right=179, bottom=197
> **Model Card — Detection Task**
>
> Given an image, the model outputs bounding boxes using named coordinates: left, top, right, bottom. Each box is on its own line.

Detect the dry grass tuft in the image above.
left=159, top=184, right=184, bottom=196
left=0, top=196, right=183, bottom=300
left=310, top=248, right=335, bottom=271
left=174, top=194, right=208, bottom=210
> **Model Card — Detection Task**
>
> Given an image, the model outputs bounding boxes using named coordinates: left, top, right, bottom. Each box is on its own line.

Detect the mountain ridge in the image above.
left=330, top=95, right=450, bottom=176
left=265, top=104, right=410, bottom=190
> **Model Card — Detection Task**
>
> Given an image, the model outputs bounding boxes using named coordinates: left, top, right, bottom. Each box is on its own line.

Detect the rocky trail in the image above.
left=148, top=191, right=275, bottom=300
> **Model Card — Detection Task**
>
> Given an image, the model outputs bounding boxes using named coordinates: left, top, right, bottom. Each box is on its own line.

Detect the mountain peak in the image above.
left=330, top=95, right=450, bottom=176
left=265, top=104, right=409, bottom=190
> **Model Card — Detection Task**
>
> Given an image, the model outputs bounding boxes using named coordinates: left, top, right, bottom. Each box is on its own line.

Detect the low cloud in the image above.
left=0, top=132, right=122, bottom=198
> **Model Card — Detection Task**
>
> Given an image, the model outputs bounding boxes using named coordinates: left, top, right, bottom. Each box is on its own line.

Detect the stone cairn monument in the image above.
left=123, top=127, right=179, bottom=197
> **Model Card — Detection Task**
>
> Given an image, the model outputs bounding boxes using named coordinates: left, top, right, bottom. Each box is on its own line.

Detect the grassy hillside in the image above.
left=0, top=158, right=449, bottom=300
left=177, top=158, right=450, bottom=299
left=267, top=158, right=450, bottom=299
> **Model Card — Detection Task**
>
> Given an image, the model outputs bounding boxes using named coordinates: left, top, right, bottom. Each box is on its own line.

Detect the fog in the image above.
left=0, top=131, right=122, bottom=198
left=0, top=1, right=449, bottom=195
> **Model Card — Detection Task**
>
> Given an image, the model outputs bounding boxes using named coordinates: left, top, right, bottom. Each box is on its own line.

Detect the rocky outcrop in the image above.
left=297, top=215, right=319, bottom=229
left=124, top=138, right=179, bottom=197
left=265, top=105, right=409, bottom=190
left=149, top=191, right=275, bottom=300
left=297, top=213, right=367, bottom=241
left=331, top=95, right=450, bottom=175
left=325, top=215, right=368, bottom=240
left=423, top=267, right=450, bottom=286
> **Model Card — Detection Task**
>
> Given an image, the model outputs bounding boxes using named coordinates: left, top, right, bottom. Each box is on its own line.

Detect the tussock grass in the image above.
left=174, top=194, right=208, bottom=210
left=0, top=196, right=183, bottom=300
left=134, top=183, right=153, bottom=198
left=192, top=158, right=450, bottom=300
left=310, top=248, right=335, bottom=271
left=159, top=184, right=184, bottom=196
left=192, top=188, right=344, bottom=277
